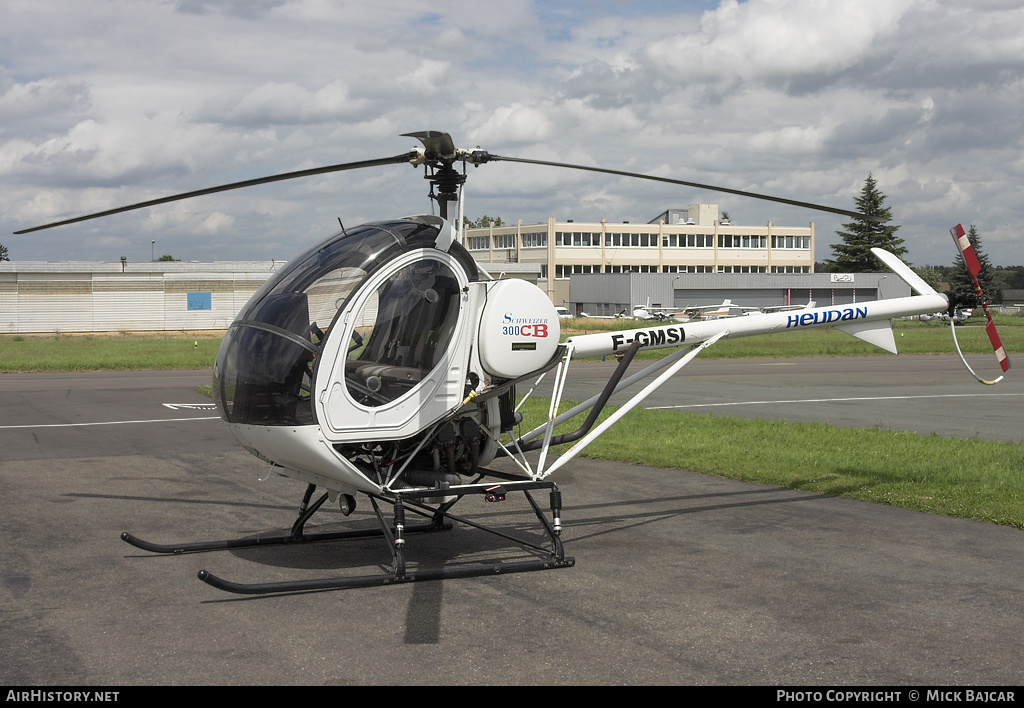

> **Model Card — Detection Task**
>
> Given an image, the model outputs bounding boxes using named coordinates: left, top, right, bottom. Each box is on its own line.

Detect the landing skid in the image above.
left=121, top=476, right=574, bottom=594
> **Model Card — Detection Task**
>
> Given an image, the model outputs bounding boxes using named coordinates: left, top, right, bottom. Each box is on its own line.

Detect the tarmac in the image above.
left=1, top=356, right=1022, bottom=686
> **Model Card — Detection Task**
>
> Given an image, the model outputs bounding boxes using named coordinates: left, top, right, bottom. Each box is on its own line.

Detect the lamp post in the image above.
left=152, top=240, right=155, bottom=262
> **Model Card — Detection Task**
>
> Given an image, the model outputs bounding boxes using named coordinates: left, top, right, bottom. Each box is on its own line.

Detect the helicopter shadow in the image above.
left=561, top=486, right=840, bottom=544
left=67, top=489, right=556, bottom=569
left=79, top=488, right=563, bottom=605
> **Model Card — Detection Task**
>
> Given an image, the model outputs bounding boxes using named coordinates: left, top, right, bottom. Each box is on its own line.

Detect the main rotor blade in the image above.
left=14, top=152, right=419, bottom=234
left=485, top=154, right=879, bottom=222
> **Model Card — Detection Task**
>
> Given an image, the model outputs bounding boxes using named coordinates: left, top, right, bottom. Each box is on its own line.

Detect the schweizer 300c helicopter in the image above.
left=16, top=131, right=1010, bottom=594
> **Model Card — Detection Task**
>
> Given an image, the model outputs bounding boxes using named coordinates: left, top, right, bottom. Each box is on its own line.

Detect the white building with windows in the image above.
left=465, top=204, right=814, bottom=306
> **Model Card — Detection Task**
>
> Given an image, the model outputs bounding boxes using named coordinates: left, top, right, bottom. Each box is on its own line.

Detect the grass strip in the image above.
left=517, top=398, right=1024, bottom=530
left=2, top=321, right=1021, bottom=372
left=0, top=332, right=224, bottom=373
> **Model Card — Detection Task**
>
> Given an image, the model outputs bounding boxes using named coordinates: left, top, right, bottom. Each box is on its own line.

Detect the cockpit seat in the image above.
left=345, top=360, right=426, bottom=404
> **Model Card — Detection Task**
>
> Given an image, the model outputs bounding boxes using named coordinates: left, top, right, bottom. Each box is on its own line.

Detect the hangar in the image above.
left=569, top=271, right=909, bottom=318
left=0, top=260, right=281, bottom=334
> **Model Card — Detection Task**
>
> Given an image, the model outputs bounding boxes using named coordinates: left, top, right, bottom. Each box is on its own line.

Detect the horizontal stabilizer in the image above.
left=837, top=319, right=898, bottom=354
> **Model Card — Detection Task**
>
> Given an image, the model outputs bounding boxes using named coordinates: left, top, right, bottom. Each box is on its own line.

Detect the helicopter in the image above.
left=15, top=131, right=1010, bottom=594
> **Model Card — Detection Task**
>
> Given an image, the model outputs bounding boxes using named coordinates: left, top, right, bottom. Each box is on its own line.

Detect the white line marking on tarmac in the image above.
left=0, top=417, right=220, bottom=430
left=647, top=392, right=1024, bottom=410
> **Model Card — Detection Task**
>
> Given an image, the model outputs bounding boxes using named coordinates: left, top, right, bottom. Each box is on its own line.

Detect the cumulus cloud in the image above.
left=1, top=0, right=1022, bottom=267
left=195, top=81, right=370, bottom=126
left=643, top=0, right=915, bottom=89
left=0, top=78, right=91, bottom=124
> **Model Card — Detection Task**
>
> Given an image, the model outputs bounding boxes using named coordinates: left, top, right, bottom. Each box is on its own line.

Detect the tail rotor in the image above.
left=948, top=224, right=1010, bottom=384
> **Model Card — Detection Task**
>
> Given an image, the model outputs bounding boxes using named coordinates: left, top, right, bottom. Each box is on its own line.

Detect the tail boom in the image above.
left=566, top=294, right=949, bottom=359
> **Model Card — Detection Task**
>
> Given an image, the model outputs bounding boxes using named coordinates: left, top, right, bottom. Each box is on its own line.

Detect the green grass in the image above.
left=3, top=311, right=1019, bottom=372
left=0, top=332, right=224, bottom=373
left=3, top=321, right=1019, bottom=372
left=516, top=398, right=1024, bottom=529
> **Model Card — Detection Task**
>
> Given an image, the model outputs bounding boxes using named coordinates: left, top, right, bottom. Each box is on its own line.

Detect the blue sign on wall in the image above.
left=187, top=292, right=212, bottom=311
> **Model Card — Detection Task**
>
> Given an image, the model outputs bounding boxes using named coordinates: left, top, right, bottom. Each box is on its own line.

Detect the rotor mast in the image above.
left=425, top=162, right=465, bottom=221
left=404, top=131, right=468, bottom=222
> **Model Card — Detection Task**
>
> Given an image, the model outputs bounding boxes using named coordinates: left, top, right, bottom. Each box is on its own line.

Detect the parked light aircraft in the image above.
left=918, top=308, right=973, bottom=324
left=756, top=301, right=817, bottom=315
left=634, top=299, right=814, bottom=322
left=632, top=299, right=746, bottom=322
left=14, top=131, right=1010, bottom=594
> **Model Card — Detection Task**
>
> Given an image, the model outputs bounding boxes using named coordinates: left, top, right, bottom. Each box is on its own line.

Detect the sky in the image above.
left=2, top=0, right=1022, bottom=268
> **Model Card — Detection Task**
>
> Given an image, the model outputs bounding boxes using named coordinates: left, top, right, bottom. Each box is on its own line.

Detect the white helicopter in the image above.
left=15, top=132, right=1010, bottom=594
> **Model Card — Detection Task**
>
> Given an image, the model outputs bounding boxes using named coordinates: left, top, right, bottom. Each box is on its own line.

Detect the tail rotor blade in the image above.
left=985, top=316, right=1010, bottom=372
left=949, top=223, right=1010, bottom=374
left=950, top=224, right=983, bottom=289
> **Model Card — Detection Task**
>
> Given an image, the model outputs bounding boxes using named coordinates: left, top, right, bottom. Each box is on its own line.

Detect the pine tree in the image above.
left=912, top=265, right=944, bottom=292
left=0, top=242, right=8, bottom=261
left=823, top=174, right=906, bottom=272
left=949, top=225, right=999, bottom=301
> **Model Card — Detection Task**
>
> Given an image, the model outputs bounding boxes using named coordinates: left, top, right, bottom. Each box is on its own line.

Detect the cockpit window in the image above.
left=344, top=259, right=462, bottom=407
left=213, top=220, right=443, bottom=425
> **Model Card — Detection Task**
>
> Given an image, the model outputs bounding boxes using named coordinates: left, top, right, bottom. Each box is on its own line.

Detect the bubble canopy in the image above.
left=213, top=217, right=473, bottom=427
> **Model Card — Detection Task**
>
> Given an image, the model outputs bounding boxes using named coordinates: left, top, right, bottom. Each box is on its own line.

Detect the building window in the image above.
left=557, top=231, right=602, bottom=247
left=771, top=235, right=810, bottom=249
left=556, top=264, right=598, bottom=279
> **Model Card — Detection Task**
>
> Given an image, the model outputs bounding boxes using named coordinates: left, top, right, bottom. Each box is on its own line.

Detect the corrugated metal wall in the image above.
left=0, top=262, right=282, bottom=333
left=569, top=272, right=906, bottom=314
left=675, top=288, right=781, bottom=308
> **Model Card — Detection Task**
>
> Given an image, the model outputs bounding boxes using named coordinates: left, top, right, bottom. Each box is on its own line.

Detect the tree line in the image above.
left=818, top=173, right=1017, bottom=302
